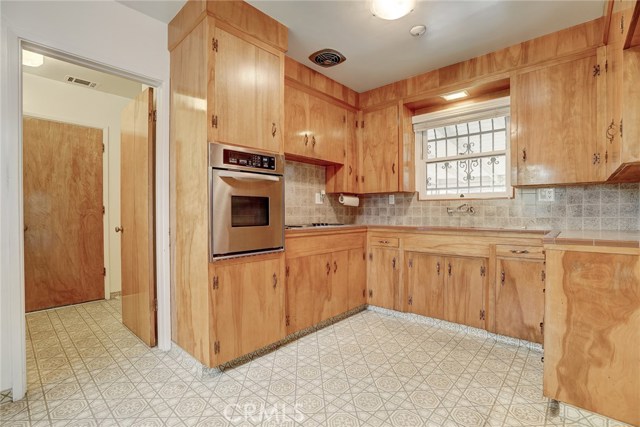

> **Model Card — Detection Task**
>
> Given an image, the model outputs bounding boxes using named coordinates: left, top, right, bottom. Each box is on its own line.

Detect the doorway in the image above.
left=21, top=47, right=158, bottom=346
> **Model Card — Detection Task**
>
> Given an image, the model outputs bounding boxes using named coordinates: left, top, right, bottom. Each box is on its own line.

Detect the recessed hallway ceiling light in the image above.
left=441, top=90, right=470, bottom=101
left=22, top=50, right=44, bottom=68
left=370, top=0, right=416, bottom=20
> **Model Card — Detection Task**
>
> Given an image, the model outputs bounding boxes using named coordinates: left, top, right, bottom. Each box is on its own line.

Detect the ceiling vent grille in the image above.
left=309, top=49, right=346, bottom=68
left=64, top=75, right=98, bottom=89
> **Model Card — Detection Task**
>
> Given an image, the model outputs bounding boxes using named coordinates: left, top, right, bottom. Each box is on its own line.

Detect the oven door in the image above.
left=210, top=168, right=284, bottom=258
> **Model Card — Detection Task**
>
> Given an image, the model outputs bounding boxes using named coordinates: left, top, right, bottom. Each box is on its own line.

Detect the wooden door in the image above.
left=326, top=109, right=359, bottom=194
left=120, top=88, right=156, bottom=346
left=367, top=247, right=398, bottom=309
left=310, top=97, right=345, bottom=164
left=211, top=256, right=285, bottom=365
left=286, top=254, right=331, bottom=334
left=495, top=258, right=545, bottom=343
left=326, top=250, right=349, bottom=319
left=444, top=257, right=486, bottom=329
left=284, top=85, right=309, bottom=158
left=544, top=249, right=640, bottom=426
left=515, top=54, right=604, bottom=185
left=213, top=26, right=282, bottom=153
left=23, top=117, right=104, bottom=312
left=362, top=105, right=398, bottom=192
left=406, top=253, right=444, bottom=319
left=347, top=248, right=366, bottom=309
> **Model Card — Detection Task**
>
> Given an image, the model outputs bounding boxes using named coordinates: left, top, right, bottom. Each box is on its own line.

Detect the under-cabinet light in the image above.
left=441, top=90, right=469, bottom=101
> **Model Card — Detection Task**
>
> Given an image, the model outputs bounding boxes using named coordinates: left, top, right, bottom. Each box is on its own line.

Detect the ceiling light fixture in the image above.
left=22, top=50, right=44, bottom=68
left=370, top=0, right=416, bottom=20
left=441, top=90, right=469, bottom=101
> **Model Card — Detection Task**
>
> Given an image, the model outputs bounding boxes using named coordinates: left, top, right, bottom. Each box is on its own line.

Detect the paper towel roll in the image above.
left=339, top=194, right=360, bottom=207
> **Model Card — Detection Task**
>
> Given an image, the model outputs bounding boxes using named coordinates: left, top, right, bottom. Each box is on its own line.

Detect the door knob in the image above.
left=115, top=226, right=124, bottom=233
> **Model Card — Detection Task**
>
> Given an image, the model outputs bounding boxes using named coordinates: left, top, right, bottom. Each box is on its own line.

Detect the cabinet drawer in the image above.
left=369, top=236, right=399, bottom=248
left=496, top=245, right=544, bottom=260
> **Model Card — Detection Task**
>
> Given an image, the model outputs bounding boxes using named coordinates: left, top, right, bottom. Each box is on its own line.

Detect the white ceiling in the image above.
left=117, top=0, right=605, bottom=93
left=23, top=53, right=144, bottom=99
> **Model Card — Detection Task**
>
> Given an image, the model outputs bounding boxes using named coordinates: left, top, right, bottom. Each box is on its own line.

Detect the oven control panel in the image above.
left=223, top=149, right=276, bottom=170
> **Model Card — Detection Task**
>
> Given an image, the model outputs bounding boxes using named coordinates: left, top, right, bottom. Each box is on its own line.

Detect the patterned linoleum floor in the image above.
left=0, top=299, right=629, bottom=427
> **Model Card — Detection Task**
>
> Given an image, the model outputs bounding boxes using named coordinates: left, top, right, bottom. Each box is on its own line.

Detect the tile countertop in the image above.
left=285, top=225, right=640, bottom=248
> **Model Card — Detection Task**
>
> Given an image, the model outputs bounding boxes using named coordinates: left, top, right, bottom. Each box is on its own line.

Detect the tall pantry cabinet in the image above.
left=169, top=0, right=288, bottom=367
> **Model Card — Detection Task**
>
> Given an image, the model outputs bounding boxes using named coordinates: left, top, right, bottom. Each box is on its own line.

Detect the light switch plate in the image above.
left=389, top=195, right=395, bottom=205
left=315, top=193, right=323, bottom=204
left=537, top=188, right=555, bottom=202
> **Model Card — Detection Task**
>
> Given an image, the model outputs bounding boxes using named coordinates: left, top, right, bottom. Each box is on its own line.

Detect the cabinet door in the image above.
left=211, top=257, right=285, bottom=365
left=495, top=258, right=545, bottom=343
left=284, top=85, right=310, bottom=158
left=444, top=257, right=486, bottom=329
left=515, top=54, right=605, bottom=185
left=406, top=252, right=445, bottom=319
left=367, top=247, right=398, bottom=309
left=362, top=105, right=399, bottom=193
left=213, top=27, right=282, bottom=153
left=285, top=254, right=331, bottom=334
left=347, top=248, right=366, bottom=309
left=325, top=250, right=349, bottom=319
left=544, top=249, right=640, bottom=426
left=307, top=96, right=346, bottom=164
left=326, top=109, right=359, bottom=194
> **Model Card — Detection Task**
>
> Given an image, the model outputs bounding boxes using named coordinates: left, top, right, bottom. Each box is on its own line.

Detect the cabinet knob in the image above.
left=501, top=270, right=505, bottom=286
left=312, top=136, right=316, bottom=147
left=349, top=165, right=353, bottom=176
left=521, top=148, right=527, bottom=162
left=304, top=134, right=309, bottom=146
left=448, top=263, right=452, bottom=276
left=392, top=162, right=396, bottom=174
left=326, top=262, right=331, bottom=275
left=115, top=226, right=124, bottom=233
left=333, top=261, right=338, bottom=274
left=436, top=262, right=440, bottom=275
left=272, top=273, right=277, bottom=288
left=271, top=123, right=277, bottom=138
left=392, top=257, right=396, bottom=269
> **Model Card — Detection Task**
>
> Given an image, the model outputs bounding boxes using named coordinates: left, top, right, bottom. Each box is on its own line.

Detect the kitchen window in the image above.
left=413, top=97, right=512, bottom=200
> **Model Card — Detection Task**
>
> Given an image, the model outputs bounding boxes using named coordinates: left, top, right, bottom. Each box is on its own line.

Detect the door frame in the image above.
left=1, top=32, right=171, bottom=400
left=22, top=113, right=111, bottom=300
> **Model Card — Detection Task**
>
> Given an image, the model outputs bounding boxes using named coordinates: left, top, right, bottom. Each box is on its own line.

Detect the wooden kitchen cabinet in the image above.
left=544, top=246, right=640, bottom=426
left=494, top=257, right=545, bottom=343
left=367, top=246, right=399, bottom=309
left=444, top=256, right=487, bottom=329
left=210, top=254, right=286, bottom=366
left=361, top=105, right=399, bottom=193
left=514, top=52, right=607, bottom=185
left=405, top=252, right=445, bottom=320
left=326, top=109, right=360, bottom=194
left=347, top=248, right=367, bottom=309
left=284, top=84, right=346, bottom=164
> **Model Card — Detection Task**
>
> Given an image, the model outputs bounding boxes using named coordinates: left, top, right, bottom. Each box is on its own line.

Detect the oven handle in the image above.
left=217, top=170, right=281, bottom=182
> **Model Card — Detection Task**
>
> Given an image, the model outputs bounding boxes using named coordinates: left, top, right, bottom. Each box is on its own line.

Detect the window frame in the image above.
left=412, top=97, right=514, bottom=201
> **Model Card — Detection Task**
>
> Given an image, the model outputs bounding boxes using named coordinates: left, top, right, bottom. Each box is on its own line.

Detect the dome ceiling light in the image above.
left=370, top=0, right=417, bottom=20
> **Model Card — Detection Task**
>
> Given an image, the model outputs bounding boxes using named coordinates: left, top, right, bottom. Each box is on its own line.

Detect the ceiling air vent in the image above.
left=309, top=49, right=346, bottom=68
left=64, top=75, right=98, bottom=89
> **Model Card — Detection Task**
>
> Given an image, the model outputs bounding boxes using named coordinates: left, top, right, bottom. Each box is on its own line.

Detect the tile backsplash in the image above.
left=284, top=160, right=640, bottom=231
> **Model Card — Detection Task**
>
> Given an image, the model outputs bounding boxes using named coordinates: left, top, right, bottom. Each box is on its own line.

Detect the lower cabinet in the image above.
left=494, top=257, right=545, bottom=343
left=544, top=247, right=640, bottom=426
left=210, top=255, right=286, bottom=366
left=347, top=248, right=367, bottom=309
left=443, top=256, right=487, bottom=329
left=367, top=247, right=399, bottom=309
left=405, top=252, right=445, bottom=319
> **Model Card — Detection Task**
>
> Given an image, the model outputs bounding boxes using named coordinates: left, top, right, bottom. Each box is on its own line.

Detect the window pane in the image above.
left=494, top=130, right=507, bottom=151
left=480, top=133, right=493, bottom=153
left=493, top=117, right=506, bottom=130
left=480, top=119, right=493, bottom=131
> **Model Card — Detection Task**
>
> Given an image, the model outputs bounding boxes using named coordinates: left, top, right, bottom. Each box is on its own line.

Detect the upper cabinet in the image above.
left=327, top=109, right=360, bottom=194
left=513, top=51, right=607, bottom=186
left=211, top=26, right=283, bottom=153
left=361, top=105, right=399, bottom=193
left=284, top=84, right=347, bottom=164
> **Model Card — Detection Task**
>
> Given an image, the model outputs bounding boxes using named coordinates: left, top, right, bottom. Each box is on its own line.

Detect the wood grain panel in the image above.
left=326, top=109, right=359, bottom=193
left=495, top=258, right=545, bottom=343
left=286, top=253, right=331, bottom=334
left=361, top=105, right=398, bottom=193
left=285, top=231, right=365, bottom=259
left=170, top=20, right=211, bottom=364
left=367, top=247, right=398, bottom=309
left=23, top=117, right=104, bottom=312
left=283, top=84, right=309, bottom=158
left=444, top=257, right=486, bottom=329
left=406, top=252, right=445, bottom=320
left=347, top=248, right=366, bottom=309
left=622, top=46, right=640, bottom=163
left=211, top=255, right=285, bottom=365
left=326, top=250, right=349, bottom=319
left=120, top=88, right=157, bottom=347
left=544, top=249, right=640, bottom=426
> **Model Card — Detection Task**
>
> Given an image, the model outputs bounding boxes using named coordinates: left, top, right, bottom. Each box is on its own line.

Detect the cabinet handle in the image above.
left=271, top=122, right=277, bottom=138
left=378, top=240, right=389, bottom=244
left=436, top=262, right=440, bottom=275
left=501, top=270, right=505, bottom=286
left=326, top=262, right=331, bottom=275
left=392, top=257, right=396, bottom=269
left=304, top=133, right=309, bottom=146
left=606, top=120, right=616, bottom=143
left=620, top=119, right=623, bottom=139
left=272, top=273, right=277, bottom=288
left=521, top=148, right=527, bottom=162
left=349, top=165, right=353, bottom=176
left=448, top=263, right=452, bottom=276
left=392, top=162, right=396, bottom=174
left=115, top=226, right=124, bottom=233
left=333, top=261, right=338, bottom=274
left=312, top=136, right=316, bottom=147
left=510, top=249, right=529, bottom=254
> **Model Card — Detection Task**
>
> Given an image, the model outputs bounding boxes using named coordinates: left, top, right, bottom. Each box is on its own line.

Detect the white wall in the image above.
left=23, top=72, right=137, bottom=296
left=0, top=0, right=172, bottom=397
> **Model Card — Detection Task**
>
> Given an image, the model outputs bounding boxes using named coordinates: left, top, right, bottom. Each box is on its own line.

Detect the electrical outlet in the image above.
left=315, top=193, right=323, bottom=204
left=537, top=188, right=555, bottom=202
left=389, top=195, right=395, bottom=205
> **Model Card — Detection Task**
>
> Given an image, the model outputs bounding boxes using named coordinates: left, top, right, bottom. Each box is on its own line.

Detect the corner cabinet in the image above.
left=361, top=105, right=399, bottom=193
left=513, top=51, right=607, bottom=185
